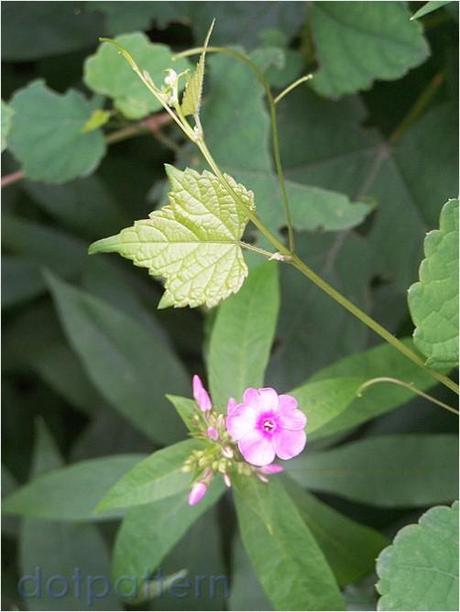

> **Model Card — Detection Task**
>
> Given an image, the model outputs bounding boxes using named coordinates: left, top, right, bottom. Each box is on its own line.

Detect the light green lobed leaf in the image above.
left=89, top=166, right=255, bottom=309
left=310, top=1, right=429, bottom=98
left=376, top=502, right=459, bottom=611
left=8, top=80, right=106, bottom=183
left=408, top=198, right=459, bottom=370
left=84, top=32, right=189, bottom=119
left=1, top=100, right=14, bottom=152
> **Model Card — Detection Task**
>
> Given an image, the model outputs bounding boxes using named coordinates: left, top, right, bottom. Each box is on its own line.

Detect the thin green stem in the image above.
left=239, top=242, right=278, bottom=259
left=196, top=138, right=291, bottom=256
left=115, top=38, right=459, bottom=398
left=176, top=45, right=296, bottom=252
left=290, top=254, right=459, bottom=395
left=357, top=377, right=459, bottom=416
left=274, top=74, right=313, bottom=105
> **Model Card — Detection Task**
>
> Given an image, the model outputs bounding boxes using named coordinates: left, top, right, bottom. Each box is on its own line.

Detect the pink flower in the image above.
left=226, top=388, right=307, bottom=467
left=207, top=426, right=219, bottom=441
left=188, top=482, right=208, bottom=506
left=260, top=464, right=284, bottom=474
left=193, top=375, right=212, bottom=412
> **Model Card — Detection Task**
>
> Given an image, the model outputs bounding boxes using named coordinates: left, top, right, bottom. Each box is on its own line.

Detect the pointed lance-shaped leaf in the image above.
left=181, top=19, right=215, bottom=117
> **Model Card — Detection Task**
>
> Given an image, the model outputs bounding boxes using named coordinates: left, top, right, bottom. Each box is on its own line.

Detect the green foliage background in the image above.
left=2, top=2, right=458, bottom=611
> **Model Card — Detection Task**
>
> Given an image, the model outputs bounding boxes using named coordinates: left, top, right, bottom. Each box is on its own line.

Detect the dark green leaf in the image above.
left=4, top=454, right=145, bottom=520
left=309, top=340, right=442, bottom=439
left=310, top=2, right=429, bottom=97
left=290, top=377, right=366, bottom=436
left=46, top=273, right=189, bottom=444
left=284, top=477, right=388, bottom=586
left=20, top=421, right=121, bottom=610
left=229, top=536, right=273, bottom=611
left=9, top=80, right=106, bottom=182
left=234, top=476, right=344, bottom=611
left=208, top=263, right=279, bottom=408
left=112, top=480, right=224, bottom=598
left=1, top=2, right=103, bottom=61
left=97, top=440, right=200, bottom=513
left=287, top=434, right=459, bottom=507
left=22, top=175, right=128, bottom=240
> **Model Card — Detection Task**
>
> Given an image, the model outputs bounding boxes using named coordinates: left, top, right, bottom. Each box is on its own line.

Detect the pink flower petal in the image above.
left=226, top=405, right=258, bottom=441
left=278, top=407, right=307, bottom=431
left=188, top=482, right=207, bottom=506
left=260, top=464, right=284, bottom=474
left=238, top=431, right=276, bottom=466
left=258, top=388, right=279, bottom=411
left=278, top=394, right=298, bottom=412
left=227, top=397, right=238, bottom=415
left=273, top=429, right=306, bottom=460
left=243, top=387, right=260, bottom=406
left=192, top=375, right=212, bottom=412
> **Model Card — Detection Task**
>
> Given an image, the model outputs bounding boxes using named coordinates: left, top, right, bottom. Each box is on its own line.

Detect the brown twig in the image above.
left=1, top=112, right=175, bottom=188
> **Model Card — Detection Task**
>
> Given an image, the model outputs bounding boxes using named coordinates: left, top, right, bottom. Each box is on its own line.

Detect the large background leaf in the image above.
left=286, top=434, right=458, bottom=507
left=376, top=502, right=459, bottom=610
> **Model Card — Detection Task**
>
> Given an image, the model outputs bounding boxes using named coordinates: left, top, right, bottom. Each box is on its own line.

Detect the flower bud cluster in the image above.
left=185, top=375, right=284, bottom=507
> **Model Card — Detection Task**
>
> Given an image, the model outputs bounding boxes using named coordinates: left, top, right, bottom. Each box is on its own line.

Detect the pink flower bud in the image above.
left=188, top=482, right=208, bottom=506
left=207, top=426, right=219, bottom=441
left=260, top=464, right=284, bottom=475
left=193, top=375, right=212, bottom=412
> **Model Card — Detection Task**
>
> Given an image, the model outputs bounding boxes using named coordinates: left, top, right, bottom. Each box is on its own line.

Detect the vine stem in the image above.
left=274, top=74, right=313, bottom=105
left=177, top=45, right=459, bottom=397
left=356, top=377, right=458, bottom=416
left=176, top=45, right=297, bottom=252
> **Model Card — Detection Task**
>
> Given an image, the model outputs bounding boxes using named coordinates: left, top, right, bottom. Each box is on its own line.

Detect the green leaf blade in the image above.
left=284, top=478, right=388, bottom=586
left=8, top=80, right=106, bottom=183
left=112, top=480, right=224, bottom=599
left=311, top=2, right=429, bottom=98
left=84, top=32, right=189, bottom=119
left=96, top=440, right=200, bottom=513
left=286, top=434, right=459, bottom=507
left=376, top=502, right=459, bottom=611
left=408, top=198, right=459, bottom=370
left=3, top=454, right=145, bottom=521
left=234, top=477, right=344, bottom=611
left=209, top=262, right=280, bottom=408
left=45, top=272, right=189, bottom=444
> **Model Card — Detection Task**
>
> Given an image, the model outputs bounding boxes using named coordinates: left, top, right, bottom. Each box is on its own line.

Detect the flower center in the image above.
left=263, top=418, right=275, bottom=432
